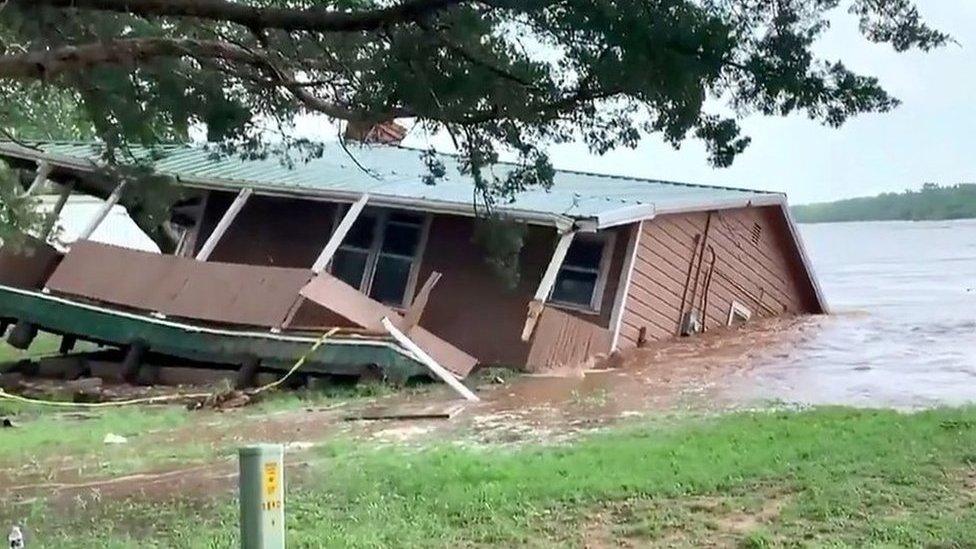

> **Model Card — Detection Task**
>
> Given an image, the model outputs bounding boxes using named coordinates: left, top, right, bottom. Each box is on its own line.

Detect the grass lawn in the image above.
left=0, top=333, right=62, bottom=364
left=10, top=406, right=976, bottom=548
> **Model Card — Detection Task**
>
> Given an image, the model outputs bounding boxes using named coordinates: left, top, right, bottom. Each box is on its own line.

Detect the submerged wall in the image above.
left=616, top=205, right=821, bottom=349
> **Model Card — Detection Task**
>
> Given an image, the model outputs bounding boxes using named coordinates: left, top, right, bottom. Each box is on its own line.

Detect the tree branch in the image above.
left=0, top=38, right=411, bottom=121
left=21, top=0, right=469, bottom=33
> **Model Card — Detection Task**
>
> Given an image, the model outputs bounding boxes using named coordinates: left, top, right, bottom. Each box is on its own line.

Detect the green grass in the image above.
left=0, top=404, right=191, bottom=465
left=0, top=333, right=62, bottom=363
left=11, top=406, right=976, bottom=547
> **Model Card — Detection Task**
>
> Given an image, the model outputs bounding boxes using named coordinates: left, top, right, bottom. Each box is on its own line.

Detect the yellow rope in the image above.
left=0, top=388, right=215, bottom=408
left=249, top=327, right=339, bottom=395
left=0, top=328, right=338, bottom=408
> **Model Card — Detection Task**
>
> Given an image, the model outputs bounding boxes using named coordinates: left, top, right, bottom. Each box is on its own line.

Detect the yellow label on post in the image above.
left=263, top=462, right=280, bottom=499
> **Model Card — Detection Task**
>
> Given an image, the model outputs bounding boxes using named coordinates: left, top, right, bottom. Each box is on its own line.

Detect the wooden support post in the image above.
left=6, top=322, right=37, bottom=350
left=24, top=161, right=52, bottom=196
left=78, top=181, right=127, bottom=242
left=609, top=221, right=643, bottom=352
left=59, top=334, right=77, bottom=355
left=196, top=187, right=253, bottom=261
left=121, top=340, right=148, bottom=384
left=235, top=356, right=261, bottom=390
left=40, top=181, right=75, bottom=240
left=521, top=230, right=576, bottom=341
left=311, top=194, right=369, bottom=273
left=381, top=317, right=479, bottom=402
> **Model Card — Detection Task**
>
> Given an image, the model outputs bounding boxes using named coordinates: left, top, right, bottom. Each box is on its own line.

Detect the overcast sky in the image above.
left=297, top=1, right=975, bottom=205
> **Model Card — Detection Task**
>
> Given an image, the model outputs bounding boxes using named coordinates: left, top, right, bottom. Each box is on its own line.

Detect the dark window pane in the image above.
left=370, top=256, right=412, bottom=305
left=564, top=238, right=604, bottom=269
left=551, top=269, right=598, bottom=307
left=381, top=222, right=422, bottom=257
left=332, top=249, right=368, bottom=289
left=342, top=214, right=376, bottom=249
left=388, top=212, right=425, bottom=225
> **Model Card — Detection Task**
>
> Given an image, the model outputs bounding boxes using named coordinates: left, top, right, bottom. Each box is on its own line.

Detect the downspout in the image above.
left=678, top=211, right=713, bottom=335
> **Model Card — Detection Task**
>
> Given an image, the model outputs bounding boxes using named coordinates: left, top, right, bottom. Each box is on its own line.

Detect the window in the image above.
left=549, top=232, right=615, bottom=312
left=329, top=209, right=430, bottom=307
left=727, top=300, right=752, bottom=326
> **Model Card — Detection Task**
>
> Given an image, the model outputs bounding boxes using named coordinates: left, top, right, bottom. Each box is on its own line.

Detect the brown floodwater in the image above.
left=481, top=220, right=976, bottom=414
left=721, top=220, right=976, bottom=408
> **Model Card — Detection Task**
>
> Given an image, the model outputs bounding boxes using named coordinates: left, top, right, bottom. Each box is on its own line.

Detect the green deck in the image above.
left=0, top=284, right=426, bottom=381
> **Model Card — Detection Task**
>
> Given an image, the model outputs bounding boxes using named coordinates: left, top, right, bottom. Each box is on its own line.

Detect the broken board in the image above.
left=343, top=400, right=469, bottom=421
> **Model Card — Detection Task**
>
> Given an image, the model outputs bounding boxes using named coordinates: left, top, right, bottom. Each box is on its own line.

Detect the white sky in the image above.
left=295, top=1, right=975, bottom=205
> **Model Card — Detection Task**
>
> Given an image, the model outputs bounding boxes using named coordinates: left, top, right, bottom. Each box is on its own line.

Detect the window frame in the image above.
left=548, top=231, right=616, bottom=314
left=727, top=300, right=753, bottom=326
left=329, top=206, right=432, bottom=309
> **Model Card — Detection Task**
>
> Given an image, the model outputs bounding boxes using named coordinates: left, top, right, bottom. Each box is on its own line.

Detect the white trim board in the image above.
left=609, top=221, right=643, bottom=351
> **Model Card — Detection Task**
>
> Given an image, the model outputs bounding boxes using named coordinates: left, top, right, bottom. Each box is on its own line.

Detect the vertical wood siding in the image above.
left=616, top=206, right=820, bottom=349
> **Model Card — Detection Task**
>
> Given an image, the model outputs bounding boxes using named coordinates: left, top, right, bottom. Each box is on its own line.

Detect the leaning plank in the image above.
left=401, top=271, right=441, bottom=332
left=343, top=400, right=468, bottom=421
left=299, top=273, right=478, bottom=377
left=196, top=187, right=253, bottom=261
left=77, top=181, right=127, bottom=242
left=522, top=230, right=576, bottom=341
left=382, top=317, right=479, bottom=402
left=311, top=194, right=369, bottom=273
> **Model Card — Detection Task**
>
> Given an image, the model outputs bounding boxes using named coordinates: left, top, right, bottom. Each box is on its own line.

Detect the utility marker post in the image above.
left=239, top=444, right=285, bottom=549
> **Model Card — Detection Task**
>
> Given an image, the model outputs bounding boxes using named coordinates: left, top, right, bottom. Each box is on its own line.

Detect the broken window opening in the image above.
left=330, top=208, right=430, bottom=307
left=549, top=232, right=615, bottom=312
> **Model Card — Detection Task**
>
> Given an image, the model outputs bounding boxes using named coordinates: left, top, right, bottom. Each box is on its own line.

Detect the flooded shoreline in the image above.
left=51, top=201, right=976, bottom=411
left=481, top=219, right=976, bottom=415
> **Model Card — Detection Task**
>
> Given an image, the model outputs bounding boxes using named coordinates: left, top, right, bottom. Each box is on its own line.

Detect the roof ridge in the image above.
left=391, top=144, right=779, bottom=196
left=7, top=139, right=778, bottom=196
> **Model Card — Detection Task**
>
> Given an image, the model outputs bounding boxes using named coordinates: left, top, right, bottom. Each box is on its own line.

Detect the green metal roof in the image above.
left=0, top=140, right=784, bottom=229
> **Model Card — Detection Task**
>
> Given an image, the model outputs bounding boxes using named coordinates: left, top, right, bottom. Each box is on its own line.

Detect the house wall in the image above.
left=198, top=192, right=340, bottom=268
left=615, top=205, right=821, bottom=349
left=194, top=192, right=627, bottom=368
left=413, top=215, right=626, bottom=366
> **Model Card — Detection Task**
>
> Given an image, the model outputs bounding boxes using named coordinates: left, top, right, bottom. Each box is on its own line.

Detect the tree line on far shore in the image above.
left=792, top=183, right=976, bottom=223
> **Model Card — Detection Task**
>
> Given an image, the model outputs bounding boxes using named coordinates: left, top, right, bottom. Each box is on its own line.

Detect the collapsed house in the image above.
left=0, top=136, right=826, bottom=391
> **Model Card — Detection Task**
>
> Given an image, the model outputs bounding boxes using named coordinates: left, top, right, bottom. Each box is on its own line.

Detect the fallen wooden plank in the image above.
left=299, top=273, right=478, bottom=378
left=381, top=317, right=479, bottom=402
left=343, top=400, right=468, bottom=422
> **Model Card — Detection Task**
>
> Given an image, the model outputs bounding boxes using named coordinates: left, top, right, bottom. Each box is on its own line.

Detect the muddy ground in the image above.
left=0, top=315, right=818, bottom=512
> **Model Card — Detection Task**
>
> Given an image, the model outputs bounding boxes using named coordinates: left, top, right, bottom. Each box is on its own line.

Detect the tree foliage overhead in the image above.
left=0, top=0, right=948, bottom=204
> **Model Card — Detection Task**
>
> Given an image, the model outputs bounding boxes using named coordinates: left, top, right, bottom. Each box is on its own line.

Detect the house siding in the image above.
left=616, top=205, right=820, bottom=349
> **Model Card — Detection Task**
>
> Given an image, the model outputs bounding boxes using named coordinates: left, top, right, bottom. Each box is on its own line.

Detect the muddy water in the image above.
left=482, top=219, right=976, bottom=416
left=723, top=220, right=976, bottom=408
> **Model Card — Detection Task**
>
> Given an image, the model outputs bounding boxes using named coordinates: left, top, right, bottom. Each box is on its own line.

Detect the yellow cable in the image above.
left=0, top=328, right=338, bottom=408
left=249, top=328, right=339, bottom=395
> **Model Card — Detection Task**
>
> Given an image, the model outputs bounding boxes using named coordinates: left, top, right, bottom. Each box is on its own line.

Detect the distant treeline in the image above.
left=792, top=183, right=976, bottom=223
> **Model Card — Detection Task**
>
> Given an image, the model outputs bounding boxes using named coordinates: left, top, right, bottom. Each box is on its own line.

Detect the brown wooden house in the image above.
left=0, top=139, right=826, bottom=381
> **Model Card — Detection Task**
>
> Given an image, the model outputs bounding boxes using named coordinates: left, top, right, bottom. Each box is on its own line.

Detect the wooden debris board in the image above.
left=343, top=400, right=469, bottom=422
